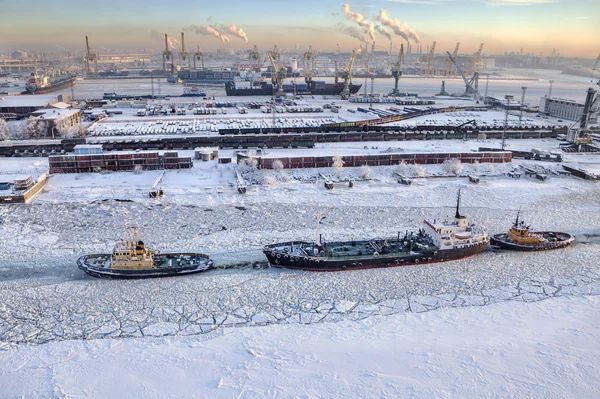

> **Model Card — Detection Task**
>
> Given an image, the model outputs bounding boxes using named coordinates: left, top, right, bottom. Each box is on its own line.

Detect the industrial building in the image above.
left=30, top=108, right=81, bottom=138
left=0, top=94, right=62, bottom=118
left=539, top=96, right=584, bottom=121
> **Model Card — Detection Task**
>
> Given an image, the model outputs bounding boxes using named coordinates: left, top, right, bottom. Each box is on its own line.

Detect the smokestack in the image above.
left=389, top=41, right=392, bottom=56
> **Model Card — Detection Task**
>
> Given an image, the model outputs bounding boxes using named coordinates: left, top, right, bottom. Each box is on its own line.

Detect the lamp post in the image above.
left=502, top=94, right=514, bottom=150
left=519, top=86, right=527, bottom=128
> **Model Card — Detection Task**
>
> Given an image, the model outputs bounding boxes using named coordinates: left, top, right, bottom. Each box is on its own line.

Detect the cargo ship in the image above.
left=490, top=210, right=574, bottom=251
left=180, top=86, right=206, bottom=97
left=263, top=190, right=489, bottom=271
left=25, top=72, right=76, bottom=94
left=77, top=227, right=213, bottom=278
left=226, top=74, right=362, bottom=97
left=168, top=68, right=240, bottom=84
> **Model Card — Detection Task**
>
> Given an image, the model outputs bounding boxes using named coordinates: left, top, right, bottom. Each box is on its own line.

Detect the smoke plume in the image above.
left=376, top=9, right=421, bottom=44
left=374, top=24, right=392, bottom=42
left=341, top=4, right=375, bottom=42
left=224, top=24, right=248, bottom=43
left=149, top=29, right=179, bottom=49
left=187, top=24, right=230, bottom=43
left=343, top=26, right=368, bottom=43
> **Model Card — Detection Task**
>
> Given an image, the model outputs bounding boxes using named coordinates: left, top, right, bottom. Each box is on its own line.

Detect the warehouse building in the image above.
left=539, top=96, right=584, bottom=121
left=0, top=94, right=63, bottom=118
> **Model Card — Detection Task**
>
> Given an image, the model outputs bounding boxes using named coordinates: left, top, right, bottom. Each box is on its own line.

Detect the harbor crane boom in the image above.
left=340, top=50, right=357, bottom=98
left=389, top=44, right=404, bottom=96
left=446, top=51, right=478, bottom=96
left=303, top=46, right=316, bottom=84
left=249, top=45, right=261, bottom=71
left=162, top=33, right=173, bottom=76
left=180, top=32, right=190, bottom=71
left=194, top=46, right=204, bottom=70
left=267, top=46, right=286, bottom=97
left=84, top=36, right=98, bottom=77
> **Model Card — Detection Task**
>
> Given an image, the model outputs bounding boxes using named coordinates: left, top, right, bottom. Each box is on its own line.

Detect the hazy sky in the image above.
left=0, top=0, right=598, bottom=57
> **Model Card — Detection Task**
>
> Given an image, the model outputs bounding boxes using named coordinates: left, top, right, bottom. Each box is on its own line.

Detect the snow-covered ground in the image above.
left=1, top=296, right=599, bottom=398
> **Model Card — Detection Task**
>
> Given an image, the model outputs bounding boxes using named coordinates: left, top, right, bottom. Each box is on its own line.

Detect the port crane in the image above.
left=194, top=46, right=204, bottom=70
left=466, top=43, right=484, bottom=75
left=389, top=44, right=404, bottom=97
left=303, top=46, right=316, bottom=84
left=162, top=34, right=173, bottom=77
left=180, top=32, right=190, bottom=71
left=419, top=42, right=436, bottom=76
left=446, top=51, right=478, bottom=96
left=340, top=50, right=357, bottom=99
left=577, top=53, right=600, bottom=135
left=84, top=36, right=98, bottom=77
left=249, top=45, right=261, bottom=72
left=266, top=46, right=286, bottom=97
left=443, top=42, right=460, bottom=76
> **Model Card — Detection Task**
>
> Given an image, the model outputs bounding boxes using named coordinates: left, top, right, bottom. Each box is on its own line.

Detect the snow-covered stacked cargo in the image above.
left=49, top=151, right=193, bottom=174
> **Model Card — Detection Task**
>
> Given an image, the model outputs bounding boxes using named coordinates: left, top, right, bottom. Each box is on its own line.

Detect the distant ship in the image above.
left=225, top=73, right=361, bottom=97
left=25, top=72, right=76, bottom=94
left=180, top=86, right=206, bottom=97
left=77, top=227, right=213, bottom=278
left=169, top=69, right=240, bottom=84
left=263, top=190, right=489, bottom=271
left=490, top=210, right=574, bottom=251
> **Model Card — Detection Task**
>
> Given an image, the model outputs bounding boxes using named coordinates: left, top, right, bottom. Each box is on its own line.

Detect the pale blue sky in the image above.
left=0, top=0, right=597, bottom=57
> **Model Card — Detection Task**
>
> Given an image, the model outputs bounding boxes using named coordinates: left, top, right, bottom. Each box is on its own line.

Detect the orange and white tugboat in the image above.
left=77, top=227, right=213, bottom=278
left=490, top=210, right=574, bottom=251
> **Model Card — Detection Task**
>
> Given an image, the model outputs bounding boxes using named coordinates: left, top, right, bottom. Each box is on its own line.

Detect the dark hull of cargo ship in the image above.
left=26, top=77, right=76, bottom=94
left=77, top=253, right=213, bottom=279
left=225, top=82, right=362, bottom=97
left=263, top=240, right=487, bottom=272
left=490, top=232, right=574, bottom=251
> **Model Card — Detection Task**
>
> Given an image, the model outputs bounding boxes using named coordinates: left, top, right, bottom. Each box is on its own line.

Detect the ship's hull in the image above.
left=77, top=253, right=213, bottom=279
left=263, top=240, right=488, bottom=272
left=26, top=77, right=76, bottom=94
left=180, top=93, right=207, bottom=97
left=225, top=82, right=362, bottom=97
left=490, top=232, right=574, bottom=251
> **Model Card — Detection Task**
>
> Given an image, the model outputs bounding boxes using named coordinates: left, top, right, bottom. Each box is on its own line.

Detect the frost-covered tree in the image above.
left=414, top=164, right=426, bottom=178
left=0, top=118, right=7, bottom=141
left=26, top=116, right=40, bottom=139
left=360, top=164, right=372, bottom=179
left=272, top=160, right=284, bottom=170
left=238, top=156, right=258, bottom=174
left=444, top=158, right=463, bottom=176
left=332, top=153, right=344, bottom=178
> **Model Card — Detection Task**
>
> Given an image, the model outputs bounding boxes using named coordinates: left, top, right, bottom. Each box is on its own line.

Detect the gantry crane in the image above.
left=419, top=42, right=436, bottom=76
left=340, top=50, right=357, bottom=99
left=466, top=43, right=484, bottom=75
left=180, top=32, right=190, bottom=71
left=443, top=42, right=460, bottom=76
left=446, top=51, right=478, bottom=96
left=335, top=44, right=343, bottom=84
left=303, top=46, right=316, bottom=84
left=84, top=36, right=98, bottom=77
left=389, top=44, right=404, bottom=96
left=194, top=46, right=204, bottom=70
left=162, top=34, right=173, bottom=76
left=578, top=53, right=600, bottom=134
left=266, top=46, right=286, bottom=97
left=249, top=45, right=261, bottom=72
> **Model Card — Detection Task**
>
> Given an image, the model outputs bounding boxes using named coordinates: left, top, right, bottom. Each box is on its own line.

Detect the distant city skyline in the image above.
left=0, top=0, right=598, bottom=58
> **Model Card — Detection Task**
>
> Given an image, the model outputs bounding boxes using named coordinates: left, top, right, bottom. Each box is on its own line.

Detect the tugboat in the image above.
left=490, top=210, right=574, bottom=251
left=78, top=227, right=213, bottom=278
left=263, top=190, right=490, bottom=271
